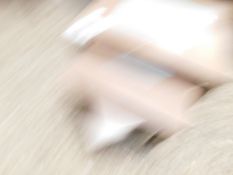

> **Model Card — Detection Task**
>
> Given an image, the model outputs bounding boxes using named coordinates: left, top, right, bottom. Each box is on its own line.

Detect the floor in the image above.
left=0, top=0, right=233, bottom=174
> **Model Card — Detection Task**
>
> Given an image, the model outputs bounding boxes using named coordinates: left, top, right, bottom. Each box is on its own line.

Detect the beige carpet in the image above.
left=0, top=0, right=233, bottom=174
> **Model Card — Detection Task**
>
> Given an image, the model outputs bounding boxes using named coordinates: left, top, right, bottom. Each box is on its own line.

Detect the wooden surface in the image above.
left=0, top=0, right=233, bottom=174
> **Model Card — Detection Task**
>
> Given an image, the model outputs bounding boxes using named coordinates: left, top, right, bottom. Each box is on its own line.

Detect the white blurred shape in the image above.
left=86, top=99, right=145, bottom=151
left=63, top=0, right=218, bottom=54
